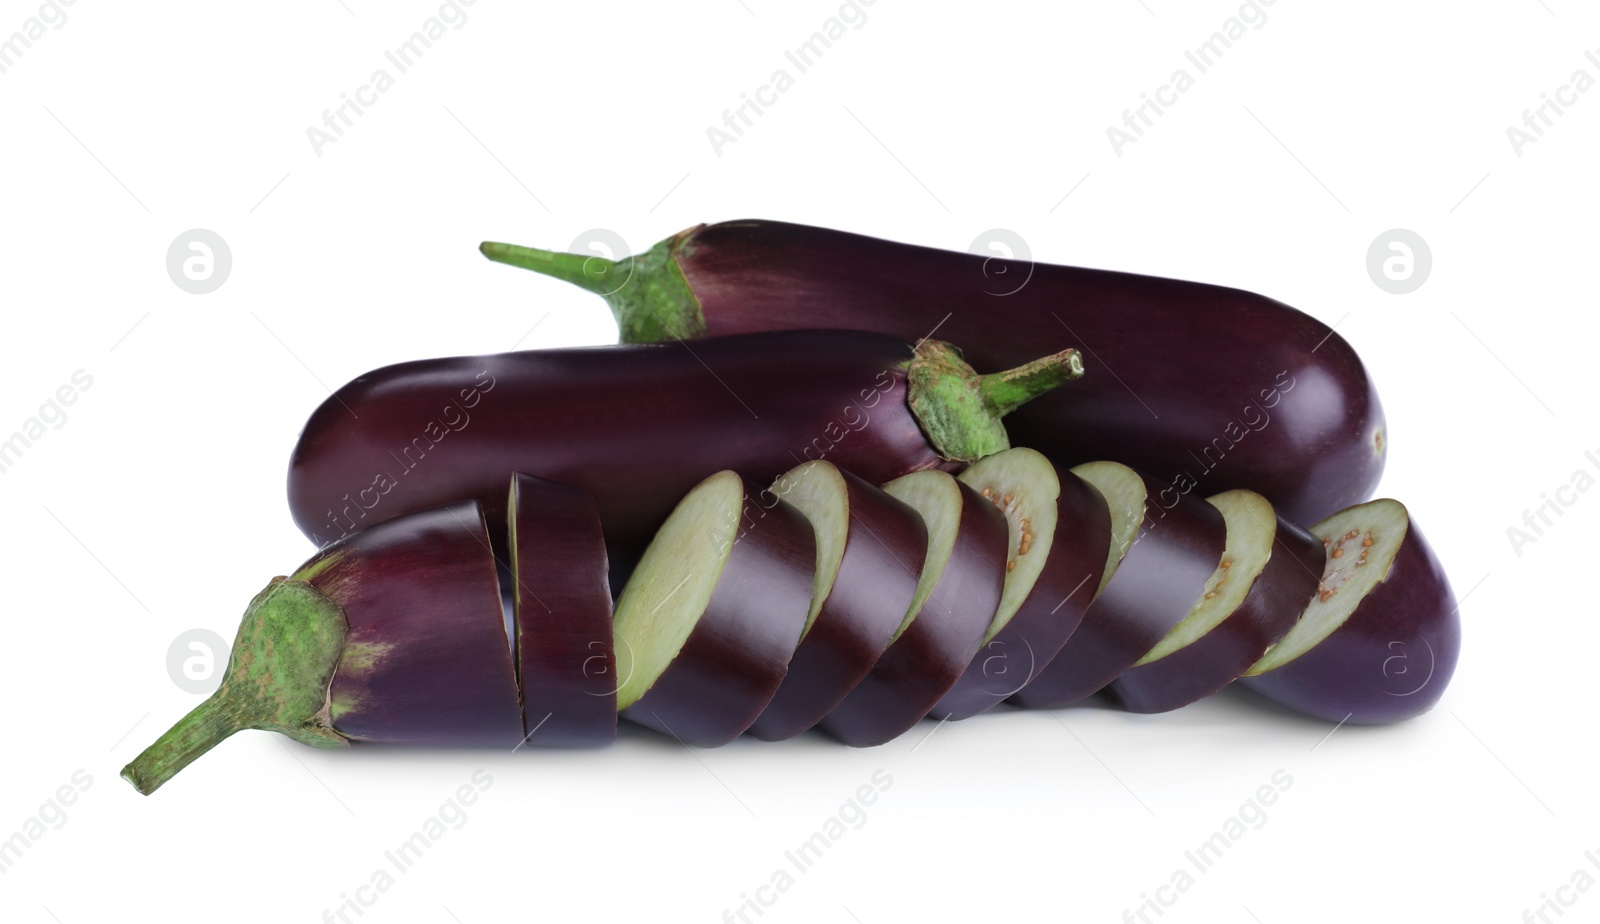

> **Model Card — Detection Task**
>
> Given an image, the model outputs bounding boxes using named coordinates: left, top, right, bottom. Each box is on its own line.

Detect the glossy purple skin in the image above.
left=670, top=220, right=1384, bottom=525
left=931, top=466, right=1113, bottom=720
left=1011, top=476, right=1228, bottom=709
left=510, top=474, right=616, bottom=748
left=1240, top=508, right=1460, bottom=724
left=622, top=475, right=816, bottom=747
left=286, top=331, right=948, bottom=567
left=820, top=480, right=1008, bottom=747
left=294, top=501, right=522, bottom=746
left=749, top=468, right=928, bottom=741
left=1107, top=506, right=1323, bottom=714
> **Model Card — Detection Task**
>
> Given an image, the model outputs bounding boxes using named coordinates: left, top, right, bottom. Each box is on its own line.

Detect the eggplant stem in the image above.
left=907, top=341, right=1083, bottom=463
left=120, top=580, right=351, bottom=795
left=979, top=348, right=1084, bottom=418
left=479, top=242, right=619, bottom=297
left=479, top=236, right=707, bottom=343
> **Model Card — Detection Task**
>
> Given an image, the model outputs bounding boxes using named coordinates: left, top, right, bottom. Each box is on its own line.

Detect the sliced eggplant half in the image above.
left=931, top=448, right=1113, bottom=720
left=510, top=473, right=617, bottom=748
left=748, top=462, right=926, bottom=741
left=1011, top=462, right=1227, bottom=709
left=613, top=470, right=816, bottom=746
left=1106, top=490, right=1321, bottom=714
left=1240, top=499, right=1460, bottom=724
left=819, top=471, right=1007, bottom=747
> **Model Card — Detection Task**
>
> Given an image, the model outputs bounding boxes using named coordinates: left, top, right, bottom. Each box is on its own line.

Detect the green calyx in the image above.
left=907, top=341, right=1084, bottom=463
left=120, top=579, right=350, bottom=796
left=479, top=227, right=707, bottom=342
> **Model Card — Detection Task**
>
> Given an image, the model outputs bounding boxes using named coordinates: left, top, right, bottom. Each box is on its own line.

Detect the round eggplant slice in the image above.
left=297, top=500, right=523, bottom=746
left=819, top=471, right=1007, bottom=747
left=1011, top=462, right=1227, bottom=709
left=613, top=471, right=816, bottom=746
left=748, top=462, right=926, bottom=741
left=1240, top=499, right=1460, bottom=724
left=931, top=449, right=1113, bottom=720
left=1106, top=490, right=1321, bottom=714
left=509, top=473, right=617, bottom=748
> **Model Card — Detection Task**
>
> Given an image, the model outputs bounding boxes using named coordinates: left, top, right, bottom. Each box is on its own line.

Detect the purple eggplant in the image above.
left=1239, top=499, right=1460, bottom=723
left=1105, top=489, right=1322, bottom=714
left=481, top=219, right=1385, bottom=524
left=611, top=471, right=816, bottom=747
left=930, top=448, right=1113, bottom=720
left=510, top=473, right=616, bottom=748
left=748, top=462, right=927, bottom=741
left=121, top=501, right=521, bottom=795
left=1010, top=462, right=1227, bottom=709
left=819, top=471, right=1008, bottom=747
left=286, top=331, right=1082, bottom=582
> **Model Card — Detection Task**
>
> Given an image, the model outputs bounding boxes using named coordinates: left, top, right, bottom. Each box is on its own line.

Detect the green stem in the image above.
left=120, top=579, right=350, bottom=796
left=479, top=233, right=707, bottom=343
left=979, top=348, right=1084, bottom=417
left=120, top=695, right=244, bottom=796
left=907, top=342, right=1084, bottom=463
left=478, top=242, right=619, bottom=297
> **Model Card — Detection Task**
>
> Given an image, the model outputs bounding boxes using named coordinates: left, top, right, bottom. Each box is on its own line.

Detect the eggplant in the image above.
left=1104, top=489, right=1322, bottom=714
left=286, top=330, right=1082, bottom=584
left=121, top=501, right=521, bottom=795
left=481, top=219, right=1385, bottom=524
left=1239, top=499, right=1460, bottom=723
left=930, top=448, right=1112, bottom=720
left=510, top=473, right=616, bottom=748
left=1010, top=462, right=1227, bottom=709
left=748, top=461, right=926, bottom=741
left=611, top=471, right=816, bottom=747
left=819, top=471, right=1008, bottom=747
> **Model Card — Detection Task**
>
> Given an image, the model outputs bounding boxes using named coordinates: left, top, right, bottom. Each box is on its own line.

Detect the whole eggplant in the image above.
left=286, top=330, right=1081, bottom=571
left=482, top=220, right=1385, bottom=524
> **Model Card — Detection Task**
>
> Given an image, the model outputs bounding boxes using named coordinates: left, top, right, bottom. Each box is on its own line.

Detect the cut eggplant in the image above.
left=1240, top=499, right=1460, bottom=723
left=1106, top=490, right=1321, bottom=714
left=819, top=471, right=1007, bottom=747
left=509, top=473, right=616, bottom=748
left=122, top=501, right=521, bottom=795
left=748, top=462, right=926, bottom=741
left=1011, top=462, right=1227, bottom=709
left=930, top=449, right=1113, bottom=719
left=612, top=471, right=815, bottom=746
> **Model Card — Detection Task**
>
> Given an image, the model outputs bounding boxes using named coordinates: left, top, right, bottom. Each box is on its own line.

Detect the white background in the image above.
left=1, top=1, right=1594, bottom=922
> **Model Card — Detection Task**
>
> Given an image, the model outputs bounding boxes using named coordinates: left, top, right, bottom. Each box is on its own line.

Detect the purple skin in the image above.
left=748, top=467, right=929, bottom=741
left=931, top=466, right=1113, bottom=720
left=1106, top=509, right=1323, bottom=715
left=622, top=476, right=817, bottom=747
left=510, top=474, right=616, bottom=748
left=1240, top=511, right=1460, bottom=724
left=121, top=500, right=521, bottom=794
left=296, top=500, right=523, bottom=746
left=484, top=219, right=1386, bottom=524
left=285, top=330, right=1060, bottom=580
left=1011, top=476, right=1228, bottom=709
left=819, top=480, right=1009, bottom=748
